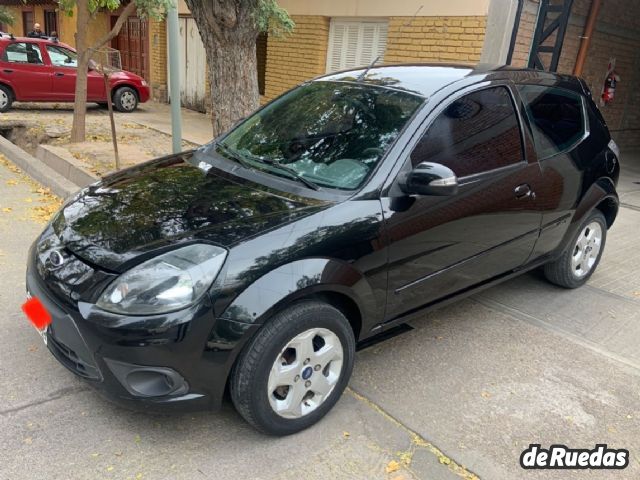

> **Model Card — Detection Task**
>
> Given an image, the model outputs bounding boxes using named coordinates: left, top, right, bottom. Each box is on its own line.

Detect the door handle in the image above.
left=54, top=72, right=65, bottom=77
left=514, top=183, right=535, bottom=199
left=3, top=69, right=13, bottom=73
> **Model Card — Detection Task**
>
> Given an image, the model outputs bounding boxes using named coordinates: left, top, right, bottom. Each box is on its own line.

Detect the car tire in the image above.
left=230, top=300, right=355, bottom=435
left=113, top=87, right=138, bottom=113
left=0, top=84, right=13, bottom=113
left=543, top=209, right=607, bottom=289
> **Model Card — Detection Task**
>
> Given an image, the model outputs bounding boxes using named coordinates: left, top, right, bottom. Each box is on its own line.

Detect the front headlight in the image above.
left=97, top=244, right=227, bottom=315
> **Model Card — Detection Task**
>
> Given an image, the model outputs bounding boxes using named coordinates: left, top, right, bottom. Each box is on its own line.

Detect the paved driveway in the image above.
left=1, top=153, right=639, bottom=480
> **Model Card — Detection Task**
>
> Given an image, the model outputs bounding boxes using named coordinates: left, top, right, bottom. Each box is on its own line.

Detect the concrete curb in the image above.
left=36, top=144, right=97, bottom=188
left=0, top=135, right=79, bottom=199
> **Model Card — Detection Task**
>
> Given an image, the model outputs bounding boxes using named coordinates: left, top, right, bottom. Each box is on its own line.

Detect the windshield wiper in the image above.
left=259, top=158, right=320, bottom=191
left=216, top=142, right=320, bottom=191
left=215, top=142, right=253, bottom=170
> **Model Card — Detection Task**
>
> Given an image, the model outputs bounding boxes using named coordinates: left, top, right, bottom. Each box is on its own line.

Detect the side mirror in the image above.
left=399, top=161, right=458, bottom=196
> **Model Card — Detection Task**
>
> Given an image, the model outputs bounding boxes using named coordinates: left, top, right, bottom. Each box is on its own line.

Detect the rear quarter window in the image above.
left=517, top=85, right=587, bottom=160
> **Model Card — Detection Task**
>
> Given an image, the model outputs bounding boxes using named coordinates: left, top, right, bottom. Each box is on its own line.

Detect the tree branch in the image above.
left=90, top=1, right=137, bottom=50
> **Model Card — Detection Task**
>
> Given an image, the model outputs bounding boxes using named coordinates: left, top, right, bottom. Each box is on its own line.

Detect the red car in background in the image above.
left=0, top=35, right=150, bottom=113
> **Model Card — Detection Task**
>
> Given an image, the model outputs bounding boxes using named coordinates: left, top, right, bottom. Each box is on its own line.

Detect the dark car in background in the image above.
left=23, top=64, right=620, bottom=435
left=0, top=35, right=149, bottom=112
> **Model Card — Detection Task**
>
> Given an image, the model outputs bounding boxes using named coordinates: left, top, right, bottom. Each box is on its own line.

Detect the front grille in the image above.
left=47, top=334, right=101, bottom=380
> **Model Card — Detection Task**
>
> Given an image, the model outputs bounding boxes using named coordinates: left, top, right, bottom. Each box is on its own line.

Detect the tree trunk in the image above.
left=185, top=0, right=260, bottom=137
left=70, top=0, right=90, bottom=143
left=70, top=1, right=136, bottom=143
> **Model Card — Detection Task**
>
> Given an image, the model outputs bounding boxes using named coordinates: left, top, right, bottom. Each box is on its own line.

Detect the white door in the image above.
left=168, top=17, right=207, bottom=112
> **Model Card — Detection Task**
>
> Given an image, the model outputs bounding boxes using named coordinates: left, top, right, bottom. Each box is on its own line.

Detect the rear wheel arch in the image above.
left=595, top=197, right=618, bottom=228
left=0, top=82, right=14, bottom=98
left=0, top=83, right=14, bottom=111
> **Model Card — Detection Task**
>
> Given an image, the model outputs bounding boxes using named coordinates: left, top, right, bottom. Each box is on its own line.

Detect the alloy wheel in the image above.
left=571, top=221, right=603, bottom=278
left=267, top=328, right=344, bottom=419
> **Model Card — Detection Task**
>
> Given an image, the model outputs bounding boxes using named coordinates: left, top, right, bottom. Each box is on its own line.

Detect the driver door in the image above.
left=45, top=44, right=105, bottom=101
left=382, top=85, right=543, bottom=320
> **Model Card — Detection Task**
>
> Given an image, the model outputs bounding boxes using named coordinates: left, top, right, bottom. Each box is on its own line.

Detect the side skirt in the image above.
left=369, top=253, right=557, bottom=335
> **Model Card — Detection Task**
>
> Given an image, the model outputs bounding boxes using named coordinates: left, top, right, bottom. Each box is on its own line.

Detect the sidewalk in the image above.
left=127, top=101, right=213, bottom=146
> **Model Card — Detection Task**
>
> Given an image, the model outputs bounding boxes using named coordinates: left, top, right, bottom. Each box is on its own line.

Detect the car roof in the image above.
left=0, top=35, right=72, bottom=48
left=316, top=63, right=583, bottom=98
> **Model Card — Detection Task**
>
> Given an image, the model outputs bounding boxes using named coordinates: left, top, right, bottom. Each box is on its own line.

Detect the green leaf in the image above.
left=254, top=0, right=295, bottom=37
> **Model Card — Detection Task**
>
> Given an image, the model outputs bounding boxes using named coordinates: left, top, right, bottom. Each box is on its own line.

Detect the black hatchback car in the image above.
left=25, top=64, right=620, bottom=435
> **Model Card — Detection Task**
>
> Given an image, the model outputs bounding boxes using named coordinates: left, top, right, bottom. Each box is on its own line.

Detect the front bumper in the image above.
left=138, top=84, right=151, bottom=103
left=25, top=245, right=257, bottom=412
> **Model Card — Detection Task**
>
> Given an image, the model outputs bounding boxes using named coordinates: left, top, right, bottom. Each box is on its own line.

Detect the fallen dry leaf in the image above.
left=6, top=179, right=18, bottom=186
left=385, top=460, right=400, bottom=473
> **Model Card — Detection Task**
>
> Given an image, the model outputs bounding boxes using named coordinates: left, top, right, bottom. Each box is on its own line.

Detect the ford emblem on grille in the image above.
left=48, top=250, right=65, bottom=269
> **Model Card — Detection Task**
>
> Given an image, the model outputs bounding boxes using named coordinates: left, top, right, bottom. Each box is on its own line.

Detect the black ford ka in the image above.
left=25, top=65, right=620, bottom=435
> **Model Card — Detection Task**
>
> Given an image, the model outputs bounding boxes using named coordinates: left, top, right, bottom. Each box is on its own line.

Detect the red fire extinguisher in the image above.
left=600, top=59, right=620, bottom=106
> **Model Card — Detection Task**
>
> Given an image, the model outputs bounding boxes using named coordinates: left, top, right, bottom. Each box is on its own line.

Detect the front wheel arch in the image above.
left=217, top=258, right=379, bottom=338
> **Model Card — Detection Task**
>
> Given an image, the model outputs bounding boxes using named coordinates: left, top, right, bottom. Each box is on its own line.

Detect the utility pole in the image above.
left=167, top=4, right=182, bottom=153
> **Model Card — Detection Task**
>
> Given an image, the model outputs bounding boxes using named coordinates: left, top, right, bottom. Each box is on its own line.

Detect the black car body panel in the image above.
left=52, top=154, right=329, bottom=273
left=26, top=64, right=620, bottom=411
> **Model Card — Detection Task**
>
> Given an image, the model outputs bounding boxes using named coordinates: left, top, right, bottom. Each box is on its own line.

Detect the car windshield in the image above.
left=218, top=81, right=424, bottom=190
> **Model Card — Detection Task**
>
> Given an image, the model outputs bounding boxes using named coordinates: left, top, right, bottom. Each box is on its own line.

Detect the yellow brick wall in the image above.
left=262, top=15, right=330, bottom=102
left=86, top=13, right=110, bottom=49
left=148, top=17, right=167, bottom=102
left=58, top=11, right=76, bottom=45
left=1, top=5, right=108, bottom=47
left=2, top=6, right=26, bottom=36
left=384, top=16, right=487, bottom=64
left=1, top=5, right=50, bottom=36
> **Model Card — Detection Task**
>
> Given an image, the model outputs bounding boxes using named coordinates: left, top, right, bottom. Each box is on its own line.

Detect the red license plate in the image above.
left=22, top=297, right=52, bottom=331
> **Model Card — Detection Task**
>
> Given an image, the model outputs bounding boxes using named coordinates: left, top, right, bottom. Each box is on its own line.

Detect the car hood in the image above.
left=51, top=152, right=327, bottom=272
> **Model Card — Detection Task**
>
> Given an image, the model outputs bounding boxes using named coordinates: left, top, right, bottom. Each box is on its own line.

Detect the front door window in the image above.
left=411, top=86, right=524, bottom=177
left=46, top=45, right=78, bottom=68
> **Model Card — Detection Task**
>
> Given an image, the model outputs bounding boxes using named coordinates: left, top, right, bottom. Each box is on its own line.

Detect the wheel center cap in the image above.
left=301, top=366, right=313, bottom=380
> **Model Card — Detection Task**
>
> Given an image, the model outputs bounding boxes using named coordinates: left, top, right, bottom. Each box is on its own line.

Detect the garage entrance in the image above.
left=111, top=15, right=149, bottom=81
left=168, top=16, right=207, bottom=113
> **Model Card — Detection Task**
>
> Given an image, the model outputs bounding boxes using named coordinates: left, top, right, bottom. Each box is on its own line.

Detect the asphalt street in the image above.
left=1, top=153, right=639, bottom=480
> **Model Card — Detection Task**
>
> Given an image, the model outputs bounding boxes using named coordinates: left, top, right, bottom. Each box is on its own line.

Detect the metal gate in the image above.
left=527, top=0, right=574, bottom=71
left=111, top=16, right=148, bottom=80
left=168, top=17, right=207, bottom=112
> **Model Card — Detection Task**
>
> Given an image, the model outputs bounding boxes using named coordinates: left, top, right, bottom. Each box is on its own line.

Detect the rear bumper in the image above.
left=25, top=244, right=256, bottom=413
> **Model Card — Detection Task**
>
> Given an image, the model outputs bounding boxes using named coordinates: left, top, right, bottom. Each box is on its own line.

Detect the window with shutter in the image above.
left=326, top=19, right=388, bottom=73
